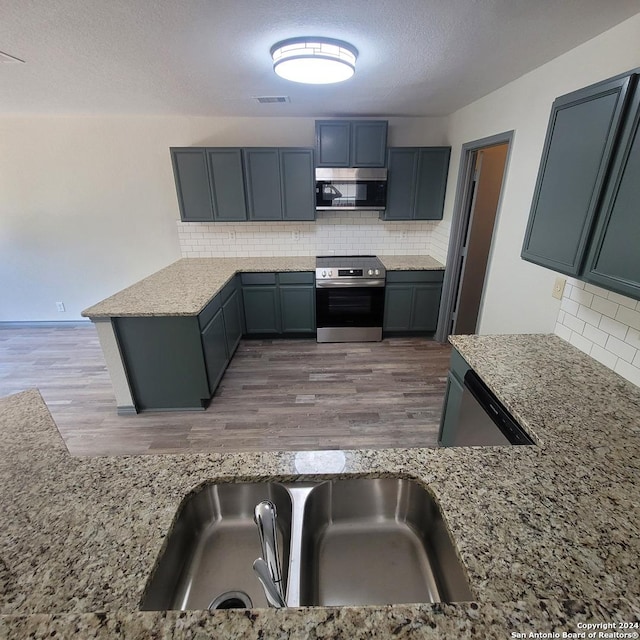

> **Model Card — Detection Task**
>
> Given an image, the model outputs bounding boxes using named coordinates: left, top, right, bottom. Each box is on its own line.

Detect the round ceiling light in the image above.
left=270, top=37, right=358, bottom=84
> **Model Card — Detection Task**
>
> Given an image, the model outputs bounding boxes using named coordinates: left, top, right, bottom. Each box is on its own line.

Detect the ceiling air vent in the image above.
left=253, top=96, right=290, bottom=104
left=0, top=50, right=25, bottom=63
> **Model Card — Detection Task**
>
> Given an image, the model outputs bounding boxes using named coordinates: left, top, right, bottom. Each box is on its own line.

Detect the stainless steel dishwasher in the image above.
left=443, top=369, right=534, bottom=446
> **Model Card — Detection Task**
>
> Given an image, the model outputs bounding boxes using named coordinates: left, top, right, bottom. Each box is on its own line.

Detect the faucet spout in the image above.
left=253, top=500, right=286, bottom=607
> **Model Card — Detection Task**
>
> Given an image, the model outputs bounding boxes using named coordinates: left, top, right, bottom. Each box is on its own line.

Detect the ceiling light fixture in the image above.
left=270, top=37, right=358, bottom=85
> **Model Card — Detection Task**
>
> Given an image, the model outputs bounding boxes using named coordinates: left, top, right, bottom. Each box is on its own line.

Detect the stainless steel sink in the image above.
left=141, top=478, right=472, bottom=610
left=140, top=482, right=292, bottom=610
left=298, top=478, right=473, bottom=606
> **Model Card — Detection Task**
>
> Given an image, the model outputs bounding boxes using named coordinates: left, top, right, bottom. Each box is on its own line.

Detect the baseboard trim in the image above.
left=0, top=320, right=91, bottom=328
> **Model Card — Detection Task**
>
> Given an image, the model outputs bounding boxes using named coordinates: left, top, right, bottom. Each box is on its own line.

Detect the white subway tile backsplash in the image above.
left=582, top=323, right=608, bottom=347
left=590, top=345, right=619, bottom=369
left=576, top=304, right=602, bottom=328
left=615, top=305, right=640, bottom=332
left=569, top=287, right=594, bottom=307
left=554, top=277, right=640, bottom=388
left=614, top=359, right=640, bottom=387
left=584, top=283, right=610, bottom=297
left=554, top=322, right=572, bottom=342
left=569, top=332, right=593, bottom=355
left=176, top=213, right=442, bottom=261
left=560, top=297, right=580, bottom=315
left=626, top=328, right=640, bottom=350
left=608, top=291, right=638, bottom=309
left=599, top=315, right=629, bottom=341
left=563, top=314, right=586, bottom=335
left=605, top=335, right=637, bottom=363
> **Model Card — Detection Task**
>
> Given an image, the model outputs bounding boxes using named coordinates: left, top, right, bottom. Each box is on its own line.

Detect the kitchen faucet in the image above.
left=253, top=500, right=286, bottom=608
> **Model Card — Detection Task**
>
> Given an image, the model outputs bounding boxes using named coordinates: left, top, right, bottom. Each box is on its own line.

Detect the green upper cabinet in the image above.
left=315, top=121, right=351, bottom=167
left=315, top=120, right=388, bottom=168
left=244, top=148, right=315, bottom=221
left=350, top=122, right=389, bottom=167
left=206, top=149, right=248, bottom=221
left=384, top=147, right=450, bottom=221
left=280, top=148, right=315, bottom=221
left=521, top=74, right=634, bottom=276
left=243, top=148, right=283, bottom=221
left=170, top=148, right=215, bottom=222
left=585, top=81, right=640, bottom=299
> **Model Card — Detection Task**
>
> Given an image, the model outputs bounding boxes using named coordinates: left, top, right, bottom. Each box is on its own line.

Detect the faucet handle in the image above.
left=254, top=500, right=282, bottom=588
left=252, top=558, right=286, bottom=608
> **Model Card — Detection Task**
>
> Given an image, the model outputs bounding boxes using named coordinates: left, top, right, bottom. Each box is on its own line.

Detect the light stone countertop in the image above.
left=1, top=334, right=640, bottom=637
left=81, top=255, right=445, bottom=318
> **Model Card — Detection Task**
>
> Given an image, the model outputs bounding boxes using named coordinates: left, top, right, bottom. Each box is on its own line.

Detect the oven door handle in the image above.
left=315, top=279, right=386, bottom=288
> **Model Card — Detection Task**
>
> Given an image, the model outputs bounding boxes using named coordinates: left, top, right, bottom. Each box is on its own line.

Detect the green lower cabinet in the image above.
left=222, top=288, right=243, bottom=355
left=383, top=271, right=444, bottom=335
left=243, top=286, right=281, bottom=335
left=411, top=284, right=442, bottom=332
left=201, top=308, right=229, bottom=396
left=280, top=286, right=316, bottom=334
left=115, top=316, right=211, bottom=411
left=383, top=285, right=414, bottom=331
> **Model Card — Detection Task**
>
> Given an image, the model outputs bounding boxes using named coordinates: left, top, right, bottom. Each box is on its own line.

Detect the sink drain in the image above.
left=208, top=591, right=253, bottom=611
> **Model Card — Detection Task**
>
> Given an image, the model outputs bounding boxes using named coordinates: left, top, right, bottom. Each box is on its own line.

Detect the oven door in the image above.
left=315, top=284, right=385, bottom=342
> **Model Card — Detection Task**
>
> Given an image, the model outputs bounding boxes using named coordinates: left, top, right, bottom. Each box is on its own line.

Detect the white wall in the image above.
left=443, top=12, right=640, bottom=335
left=0, top=115, right=446, bottom=321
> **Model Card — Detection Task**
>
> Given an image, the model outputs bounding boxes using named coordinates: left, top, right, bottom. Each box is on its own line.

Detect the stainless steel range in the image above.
left=315, top=255, right=386, bottom=343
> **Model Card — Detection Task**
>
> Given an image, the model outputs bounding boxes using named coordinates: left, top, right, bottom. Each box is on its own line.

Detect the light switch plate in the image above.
left=552, top=277, right=566, bottom=300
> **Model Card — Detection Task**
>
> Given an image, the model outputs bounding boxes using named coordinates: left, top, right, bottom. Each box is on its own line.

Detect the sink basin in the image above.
left=298, top=478, right=473, bottom=606
left=141, top=478, right=471, bottom=610
left=140, top=482, right=292, bottom=610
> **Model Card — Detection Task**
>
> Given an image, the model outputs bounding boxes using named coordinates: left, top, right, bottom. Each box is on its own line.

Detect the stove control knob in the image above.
left=368, top=269, right=374, bottom=276
left=328, top=270, right=333, bottom=277
left=374, top=269, right=380, bottom=276
left=322, top=270, right=326, bottom=277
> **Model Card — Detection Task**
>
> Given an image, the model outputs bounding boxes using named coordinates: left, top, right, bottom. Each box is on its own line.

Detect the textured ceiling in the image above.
left=2, top=0, right=640, bottom=117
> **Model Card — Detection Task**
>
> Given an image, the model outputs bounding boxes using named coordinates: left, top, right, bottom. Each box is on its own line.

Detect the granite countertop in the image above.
left=81, top=255, right=445, bottom=318
left=2, top=334, right=639, bottom=638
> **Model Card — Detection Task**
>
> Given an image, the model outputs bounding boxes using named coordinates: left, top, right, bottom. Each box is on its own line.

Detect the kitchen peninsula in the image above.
left=1, top=334, right=639, bottom=638
left=81, top=255, right=445, bottom=413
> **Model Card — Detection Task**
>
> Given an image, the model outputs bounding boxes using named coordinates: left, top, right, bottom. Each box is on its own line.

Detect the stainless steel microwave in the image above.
left=315, top=168, right=387, bottom=211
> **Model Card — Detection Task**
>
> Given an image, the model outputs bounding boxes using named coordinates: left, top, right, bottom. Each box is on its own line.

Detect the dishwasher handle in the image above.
left=463, top=370, right=534, bottom=445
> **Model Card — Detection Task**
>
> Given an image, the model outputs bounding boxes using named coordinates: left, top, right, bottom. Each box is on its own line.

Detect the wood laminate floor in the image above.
left=0, top=324, right=451, bottom=456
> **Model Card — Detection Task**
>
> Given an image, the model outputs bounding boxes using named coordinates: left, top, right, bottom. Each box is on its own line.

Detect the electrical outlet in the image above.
left=552, top=277, right=566, bottom=300
left=228, top=231, right=236, bottom=241
left=56, top=301, right=66, bottom=312
left=292, top=230, right=301, bottom=241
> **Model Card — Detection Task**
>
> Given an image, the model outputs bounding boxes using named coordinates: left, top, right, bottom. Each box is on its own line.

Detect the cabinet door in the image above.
left=243, top=148, right=283, bottom=220
left=585, top=82, right=640, bottom=299
left=222, top=288, right=243, bottom=356
left=521, top=76, right=633, bottom=276
left=385, top=148, right=419, bottom=220
left=280, top=148, right=315, bottom=221
left=315, top=121, right=351, bottom=167
left=280, top=286, right=316, bottom=333
left=351, top=121, right=388, bottom=167
left=207, top=149, right=248, bottom=221
left=383, top=285, right=414, bottom=331
left=201, top=308, right=229, bottom=396
left=243, top=286, right=280, bottom=334
left=170, top=148, right=215, bottom=222
left=410, top=284, right=442, bottom=332
left=116, top=316, right=209, bottom=410
left=414, top=147, right=450, bottom=220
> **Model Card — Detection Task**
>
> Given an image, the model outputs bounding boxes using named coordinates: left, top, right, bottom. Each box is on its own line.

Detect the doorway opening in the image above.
left=436, top=132, right=513, bottom=341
